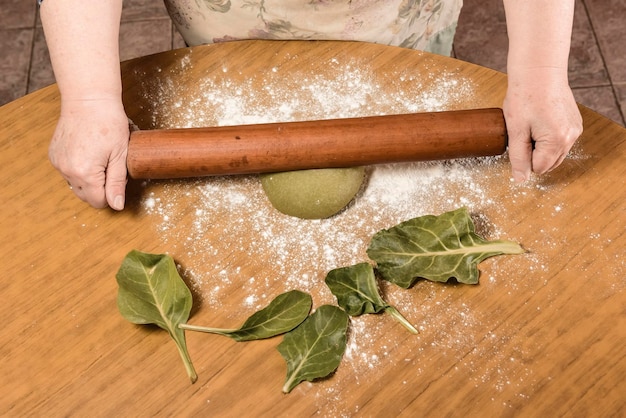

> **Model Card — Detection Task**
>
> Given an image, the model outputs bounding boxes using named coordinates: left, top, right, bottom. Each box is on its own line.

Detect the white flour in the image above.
left=137, top=52, right=557, bottom=411
left=143, top=51, right=473, bottom=129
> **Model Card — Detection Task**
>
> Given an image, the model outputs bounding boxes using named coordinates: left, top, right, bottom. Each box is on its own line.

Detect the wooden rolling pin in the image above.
left=127, top=108, right=507, bottom=179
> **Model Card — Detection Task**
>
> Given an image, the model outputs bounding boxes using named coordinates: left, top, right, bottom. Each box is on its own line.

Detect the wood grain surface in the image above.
left=1, top=40, right=624, bottom=417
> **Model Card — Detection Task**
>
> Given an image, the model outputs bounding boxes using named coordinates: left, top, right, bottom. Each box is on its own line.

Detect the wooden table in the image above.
left=1, top=41, right=624, bottom=417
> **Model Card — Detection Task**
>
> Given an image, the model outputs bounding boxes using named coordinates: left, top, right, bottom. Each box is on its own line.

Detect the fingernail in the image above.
left=512, top=171, right=528, bottom=183
left=113, top=195, right=125, bottom=211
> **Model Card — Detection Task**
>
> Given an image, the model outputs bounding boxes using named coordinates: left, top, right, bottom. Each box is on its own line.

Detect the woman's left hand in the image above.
left=503, top=68, right=583, bottom=183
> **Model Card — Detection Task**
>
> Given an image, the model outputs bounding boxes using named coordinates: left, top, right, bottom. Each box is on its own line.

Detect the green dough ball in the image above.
left=261, top=167, right=366, bottom=219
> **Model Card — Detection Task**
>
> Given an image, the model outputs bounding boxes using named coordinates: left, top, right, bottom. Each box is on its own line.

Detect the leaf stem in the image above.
left=179, top=323, right=238, bottom=335
left=282, top=376, right=296, bottom=394
left=384, top=306, right=419, bottom=334
left=172, top=332, right=198, bottom=383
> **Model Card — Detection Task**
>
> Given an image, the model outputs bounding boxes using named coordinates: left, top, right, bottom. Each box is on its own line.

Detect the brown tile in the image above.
left=121, top=0, right=170, bottom=22
left=119, top=19, right=173, bottom=61
left=28, top=27, right=55, bottom=94
left=35, top=6, right=42, bottom=27
left=573, top=86, right=624, bottom=126
left=0, top=0, right=37, bottom=29
left=613, top=83, right=626, bottom=126
left=34, top=1, right=170, bottom=26
left=454, top=0, right=508, bottom=73
left=0, top=29, right=34, bottom=106
left=568, top=0, right=610, bottom=88
left=584, top=0, right=626, bottom=83
left=455, top=0, right=610, bottom=88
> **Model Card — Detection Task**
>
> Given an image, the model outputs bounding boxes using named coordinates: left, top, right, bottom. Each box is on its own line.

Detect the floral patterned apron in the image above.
left=164, top=0, right=463, bottom=56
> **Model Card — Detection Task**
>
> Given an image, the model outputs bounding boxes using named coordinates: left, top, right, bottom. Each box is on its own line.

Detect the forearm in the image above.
left=41, top=1, right=130, bottom=210
left=503, top=0, right=575, bottom=82
left=502, top=0, right=581, bottom=180
left=40, top=0, right=124, bottom=105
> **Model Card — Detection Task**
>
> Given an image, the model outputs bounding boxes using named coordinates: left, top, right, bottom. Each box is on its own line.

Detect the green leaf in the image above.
left=116, top=250, right=197, bottom=383
left=325, top=263, right=418, bottom=334
left=367, top=207, right=525, bottom=287
left=277, top=305, right=349, bottom=393
left=180, top=290, right=312, bottom=341
left=325, top=263, right=386, bottom=315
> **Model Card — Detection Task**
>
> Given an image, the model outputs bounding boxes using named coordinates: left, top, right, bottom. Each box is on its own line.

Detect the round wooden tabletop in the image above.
left=1, top=40, right=624, bottom=417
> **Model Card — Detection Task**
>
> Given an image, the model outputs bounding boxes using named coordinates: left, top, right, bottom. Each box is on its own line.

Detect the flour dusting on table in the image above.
left=138, top=52, right=553, bottom=411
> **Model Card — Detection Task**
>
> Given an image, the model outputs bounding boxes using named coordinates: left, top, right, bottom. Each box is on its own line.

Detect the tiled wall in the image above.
left=1, top=0, right=624, bottom=127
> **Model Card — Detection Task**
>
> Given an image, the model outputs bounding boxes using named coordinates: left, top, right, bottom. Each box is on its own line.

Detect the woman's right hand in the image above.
left=48, top=98, right=130, bottom=210
left=40, top=0, right=127, bottom=209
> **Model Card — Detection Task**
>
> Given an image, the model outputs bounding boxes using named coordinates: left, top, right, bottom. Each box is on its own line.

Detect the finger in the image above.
left=105, top=151, right=128, bottom=211
left=66, top=181, right=93, bottom=205
left=81, top=181, right=108, bottom=208
left=506, top=129, right=533, bottom=183
left=67, top=182, right=85, bottom=201
left=530, top=143, right=561, bottom=175
left=531, top=134, right=573, bottom=175
left=547, top=152, right=568, bottom=173
left=63, top=165, right=108, bottom=208
left=531, top=120, right=582, bottom=174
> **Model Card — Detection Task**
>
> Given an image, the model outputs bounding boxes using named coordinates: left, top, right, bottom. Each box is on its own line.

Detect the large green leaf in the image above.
left=116, top=250, right=197, bottom=383
left=325, top=263, right=418, bottom=334
left=367, top=207, right=525, bottom=287
left=277, top=305, right=349, bottom=393
left=180, top=290, right=312, bottom=341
